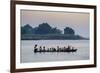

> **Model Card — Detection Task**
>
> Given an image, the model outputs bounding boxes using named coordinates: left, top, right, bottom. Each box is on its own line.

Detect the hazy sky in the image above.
left=21, top=10, right=90, bottom=38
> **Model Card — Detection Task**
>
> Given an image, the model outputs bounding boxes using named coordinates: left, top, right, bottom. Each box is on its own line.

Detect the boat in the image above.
left=33, top=44, right=77, bottom=53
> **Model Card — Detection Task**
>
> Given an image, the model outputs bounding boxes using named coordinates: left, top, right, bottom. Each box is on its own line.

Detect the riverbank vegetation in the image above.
left=21, top=23, right=89, bottom=40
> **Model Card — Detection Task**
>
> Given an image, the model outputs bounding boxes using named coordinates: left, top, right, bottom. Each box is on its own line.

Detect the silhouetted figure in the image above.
left=67, top=45, right=71, bottom=50
left=34, top=44, right=37, bottom=48
left=47, top=48, right=50, bottom=52
left=64, top=46, right=66, bottom=49
left=39, top=46, right=42, bottom=52
left=60, top=47, right=64, bottom=52
left=56, top=46, right=59, bottom=52
left=43, top=46, right=46, bottom=52
left=34, top=44, right=38, bottom=53
left=52, top=47, right=56, bottom=52
left=53, top=48, right=56, bottom=52
left=63, top=47, right=66, bottom=52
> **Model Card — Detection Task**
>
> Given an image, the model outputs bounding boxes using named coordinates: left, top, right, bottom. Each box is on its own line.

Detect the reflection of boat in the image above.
left=34, top=44, right=77, bottom=53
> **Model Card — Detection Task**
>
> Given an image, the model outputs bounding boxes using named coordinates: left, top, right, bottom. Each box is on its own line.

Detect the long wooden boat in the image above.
left=34, top=48, right=77, bottom=53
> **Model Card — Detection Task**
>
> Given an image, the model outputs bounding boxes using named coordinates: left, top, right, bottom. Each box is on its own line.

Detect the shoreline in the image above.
left=21, top=39, right=89, bottom=40
left=21, top=34, right=89, bottom=40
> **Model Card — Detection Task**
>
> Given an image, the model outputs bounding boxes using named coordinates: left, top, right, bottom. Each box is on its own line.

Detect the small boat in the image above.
left=33, top=44, right=77, bottom=53
left=34, top=48, right=77, bottom=53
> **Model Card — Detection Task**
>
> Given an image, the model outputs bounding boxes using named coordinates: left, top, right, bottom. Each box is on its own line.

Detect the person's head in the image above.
left=43, top=46, right=45, bottom=48
left=35, top=44, right=37, bottom=46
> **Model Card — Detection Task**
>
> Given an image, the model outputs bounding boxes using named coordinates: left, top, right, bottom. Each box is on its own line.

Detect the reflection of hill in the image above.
left=21, top=23, right=89, bottom=40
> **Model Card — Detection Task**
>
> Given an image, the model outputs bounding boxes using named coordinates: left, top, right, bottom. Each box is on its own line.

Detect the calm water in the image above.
left=21, top=40, right=89, bottom=63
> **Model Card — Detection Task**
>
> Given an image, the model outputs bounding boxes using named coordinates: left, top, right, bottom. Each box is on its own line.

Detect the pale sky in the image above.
left=21, top=10, right=90, bottom=38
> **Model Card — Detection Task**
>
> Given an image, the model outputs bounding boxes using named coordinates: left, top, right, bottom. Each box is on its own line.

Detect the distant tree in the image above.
left=21, top=27, right=25, bottom=34
left=34, top=23, right=52, bottom=34
left=50, top=27, right=62, bottom=34
left=34, top=23, right=62, bottom=34
left=64, top=27, right=75, bottom=35
left=21, top=24, right=34, bottom=34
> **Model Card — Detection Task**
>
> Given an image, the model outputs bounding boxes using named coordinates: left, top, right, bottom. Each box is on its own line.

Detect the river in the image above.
left=20, top=40, right=89, bottom=63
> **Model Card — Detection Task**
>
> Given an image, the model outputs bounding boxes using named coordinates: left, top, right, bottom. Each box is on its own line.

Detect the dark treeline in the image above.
left=21, top=23, right=88, bottom=40
left=21, top=23, right=75, bottom=35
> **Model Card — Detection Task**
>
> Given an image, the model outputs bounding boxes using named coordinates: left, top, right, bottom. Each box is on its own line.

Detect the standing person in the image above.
left=34, top=44, right=38, bottom=53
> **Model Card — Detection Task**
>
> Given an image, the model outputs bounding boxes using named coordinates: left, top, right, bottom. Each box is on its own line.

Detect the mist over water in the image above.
left=21, top=40, right=89, bottom=63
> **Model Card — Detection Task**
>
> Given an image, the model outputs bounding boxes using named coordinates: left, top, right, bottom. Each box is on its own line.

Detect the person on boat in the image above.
left=43, top=46, right=46, bottom=52
left=65, top=45, right=71, bottom=52
left=53, top=48, right=56, bottom=52
left=63, top=46, right=66, bottom=52
left=47, top=48, right=50, bottom=52
left=57, top=46, right=61, bottom=52
left=52, top=47, right=56, bottom=52
left=63, top=46, right=66, bottom=49
left=67, top=45, right=71, bottom=50
left=34, top=44, right=38, bottom=52
left=39, top=46, right=42, bottom=52
left=34, top=44, right=37, bottom=48
left=51, top=47, right=54, bottom=52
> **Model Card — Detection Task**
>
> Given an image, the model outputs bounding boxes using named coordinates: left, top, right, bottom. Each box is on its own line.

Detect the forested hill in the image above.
left=21, top=23, right=89, bottom=40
